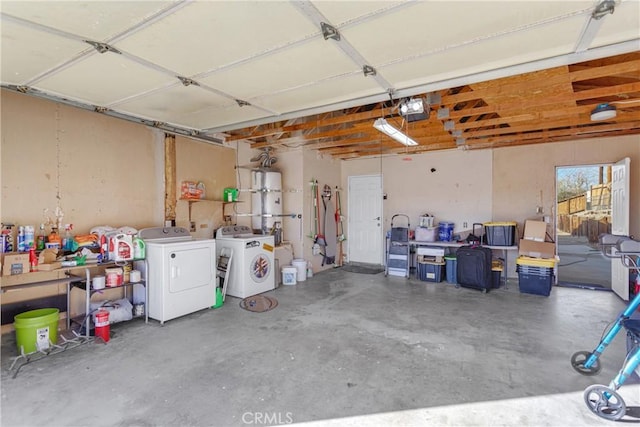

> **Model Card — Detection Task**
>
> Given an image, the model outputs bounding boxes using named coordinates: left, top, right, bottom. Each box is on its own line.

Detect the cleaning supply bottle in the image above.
left=24, top=225, right=35, bottom=250
left=133, top=237, right=146, bottom=260
left=48, top=227, right=62, bottom=249
left=29, top=247, right=38, bottom=271
left=36, top=223, right=46, bottom=250
left=17, top=226, right=25, bottom=252
left=62, top=224, right=74, bottom=251
left=212, top=287, right=223, bottom=309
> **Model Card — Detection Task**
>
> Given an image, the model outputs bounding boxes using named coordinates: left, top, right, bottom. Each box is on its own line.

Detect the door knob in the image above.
left=373, top=217, right=380, bottom=220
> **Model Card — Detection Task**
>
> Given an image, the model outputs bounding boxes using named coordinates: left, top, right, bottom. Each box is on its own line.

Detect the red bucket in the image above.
left=94, top=309, right=110, bottom=342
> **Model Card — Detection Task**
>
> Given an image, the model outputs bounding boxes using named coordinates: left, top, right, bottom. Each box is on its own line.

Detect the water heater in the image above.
left=251, top=169, right=282, bottom=233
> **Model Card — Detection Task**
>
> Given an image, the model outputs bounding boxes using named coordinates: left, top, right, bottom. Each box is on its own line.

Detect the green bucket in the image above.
left=14, top=308, right=59, bottom=354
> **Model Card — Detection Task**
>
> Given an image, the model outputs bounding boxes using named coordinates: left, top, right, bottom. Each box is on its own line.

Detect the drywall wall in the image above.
left=174, top=135, right=237, bottom=239
left=1, top=90, right=238, bottom=329
left=341, top=149, right=493, bottom=236
left=493, top=135, right=640, bottom=238
left=1, top=90, right=164, bottom=233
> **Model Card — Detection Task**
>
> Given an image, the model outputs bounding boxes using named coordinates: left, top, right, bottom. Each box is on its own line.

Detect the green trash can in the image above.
left=14, top=308, right=59, bottom=354
left=445, top=255, right=457, bottom=284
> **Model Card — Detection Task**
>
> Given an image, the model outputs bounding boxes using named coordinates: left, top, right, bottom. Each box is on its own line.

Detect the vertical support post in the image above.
left=164, top=134, right=176, bottom=223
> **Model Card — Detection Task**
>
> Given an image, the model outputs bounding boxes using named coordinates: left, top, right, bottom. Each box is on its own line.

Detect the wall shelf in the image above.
left=179, top=198, right=243, bottom=224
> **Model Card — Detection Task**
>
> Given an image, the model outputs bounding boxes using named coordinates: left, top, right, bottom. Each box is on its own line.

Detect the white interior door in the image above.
left=348, top=175, right=383, bottom=265
left=611, top=157, right=630, bottom=300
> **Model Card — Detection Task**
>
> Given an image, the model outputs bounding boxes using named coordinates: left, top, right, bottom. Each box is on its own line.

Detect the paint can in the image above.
left=292, top=259, right=307, bottom=282
left=92, top=275, right=106, bottom=290
left=282, top=266, right=297, bottom=285
left=129, top=270, right=141, bottom=283
left=94, top=310, right=110, bottom=342
left=105, top=267, right=123, bottom=287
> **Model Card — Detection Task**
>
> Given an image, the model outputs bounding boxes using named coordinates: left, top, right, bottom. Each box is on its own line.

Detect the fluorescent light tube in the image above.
left=373, top=118, right=418, bottom=146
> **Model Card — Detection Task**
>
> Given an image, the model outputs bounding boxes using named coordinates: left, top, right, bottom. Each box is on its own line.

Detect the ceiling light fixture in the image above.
left=373, top=118, right=418, bottom=146
left=590, top=103, right=617, bottom=121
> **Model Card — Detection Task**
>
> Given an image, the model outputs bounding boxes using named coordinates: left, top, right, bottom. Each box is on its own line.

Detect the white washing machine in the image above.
left=215, top=225, right=275, bottom=299
left=138, top=227, right=216, bottom=324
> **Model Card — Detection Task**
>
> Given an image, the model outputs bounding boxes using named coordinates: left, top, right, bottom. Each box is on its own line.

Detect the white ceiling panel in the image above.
left=114, top=1, right=320, bottom=78
left=341, top=1, right=592, bottom=67
left=381, top=18, right=581, bottom=91
left=199, top=38, right=358, bottom=100
left=36, top=53, right=175, bottom=106
left=254, top=73, right=381, bottom=114
left=114, top=84, right=237, bottom=128
left=591, top=0, right=640, bottom=49
left=0, top=1, right=177, bottom=41
left=382, top=15, right=586, bottom=89
left=1, top=0, right=637, bottom=142
left=312, top=0, right=408, bottom=26
left=0, top=20, right=86, bottom=84
left=174, top=102, right=274, bottom=130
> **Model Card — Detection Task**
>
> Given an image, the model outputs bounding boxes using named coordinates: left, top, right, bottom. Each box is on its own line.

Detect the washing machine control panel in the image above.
left=217, top=225, right=254, bottom=238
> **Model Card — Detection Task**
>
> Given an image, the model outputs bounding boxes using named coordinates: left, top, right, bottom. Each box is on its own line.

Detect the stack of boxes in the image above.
left=517, top=220, right=558, bottom=296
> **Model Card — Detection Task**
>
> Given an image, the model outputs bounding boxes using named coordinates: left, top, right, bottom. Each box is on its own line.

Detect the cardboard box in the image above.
left=518, top=240, right=555, bottom=259
left=36, top=262, right=62, bottom=271
left=2, top=253, right=30, bottom=276
left=523, top=220, right=547, bottom=242
left=416, top=247, right=446, bottom=257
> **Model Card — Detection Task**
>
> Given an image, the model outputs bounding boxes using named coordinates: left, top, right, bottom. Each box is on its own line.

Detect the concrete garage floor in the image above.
left=557, top=235, right=612, bottom=288
left=2, top=268, right=639, bottom=427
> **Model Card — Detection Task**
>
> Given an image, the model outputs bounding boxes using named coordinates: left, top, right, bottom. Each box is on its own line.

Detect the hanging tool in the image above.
left=321, top=184, right=336, bottom=266
left=335, top=187, right=345, bottom=266
left=314, top=180, right=326, bottom=248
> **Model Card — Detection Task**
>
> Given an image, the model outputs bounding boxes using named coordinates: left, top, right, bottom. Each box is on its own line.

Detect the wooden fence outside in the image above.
left=557, top=215, right=611, bottom=243
left=557, top=183, right=611, bottom=243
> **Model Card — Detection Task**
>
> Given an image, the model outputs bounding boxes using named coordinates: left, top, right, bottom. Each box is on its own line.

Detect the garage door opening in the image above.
left=556, top=164, right=612, bottom=291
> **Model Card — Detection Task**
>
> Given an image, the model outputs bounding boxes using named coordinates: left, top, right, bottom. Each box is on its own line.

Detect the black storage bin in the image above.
left=484, top=222, right=516, bottom=246
left=417, top=261, right=444, bottom=282
left=517, top=268, right=554, bottom=296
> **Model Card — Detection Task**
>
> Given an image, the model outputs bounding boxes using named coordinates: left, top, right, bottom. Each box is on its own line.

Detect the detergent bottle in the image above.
left=133, top=237, right=146, bottom=260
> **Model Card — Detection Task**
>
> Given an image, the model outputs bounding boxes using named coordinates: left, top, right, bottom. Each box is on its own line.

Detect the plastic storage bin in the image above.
left=517, top=271, right=554, bottom=296
left=484, top=222, right=516, bottom=246
left=492, top=260, right=503, bottom=288
left=444, top=255, right=457, bottom=284
left=415, top=227, right=437, bottom=242
left=417, top=260, right=445, bottom=282
left=516, top=256, right=555, bottom=296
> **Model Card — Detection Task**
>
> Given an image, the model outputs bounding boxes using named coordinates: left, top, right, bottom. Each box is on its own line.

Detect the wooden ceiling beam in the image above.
left=441, top=59, right=640, bottom=106
left=448, top=82, right=640, bottom=122
left=465, top=110, right=640, bottom=140
left=467, top=120, right=640, bottom=148
left=227, top=105, right=392, bottom=142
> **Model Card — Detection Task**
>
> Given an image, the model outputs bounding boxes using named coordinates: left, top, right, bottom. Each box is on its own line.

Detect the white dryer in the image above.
left=215, top=225, right=275, bottom=299
left=138, top=227, right=216, bottom=324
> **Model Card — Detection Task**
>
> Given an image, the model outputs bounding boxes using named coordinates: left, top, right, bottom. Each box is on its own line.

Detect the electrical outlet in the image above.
left=463, top=222, right=468, bottom=228
left=190, top=221, right=196, bottom=232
